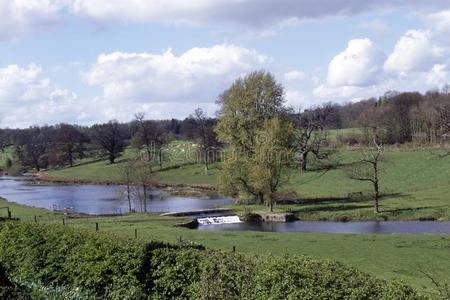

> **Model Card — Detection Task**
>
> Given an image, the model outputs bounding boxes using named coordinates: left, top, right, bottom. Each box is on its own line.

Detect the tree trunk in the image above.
left=374, top=181, right=379, bottom=214
left=204, top=150, right=209, bottom=175
left=159, top=148, right=163, bottom=170
left=299, top=152, right=308, bottom=172
left=126, top=183, right=132, bottom=212
left=258, top=192, right=264, bottom=205
left=69, top=151, right=73, bottom=167
left=109, top=154, right=115, bottom=164
left=143, top=185, right=148, bottom=213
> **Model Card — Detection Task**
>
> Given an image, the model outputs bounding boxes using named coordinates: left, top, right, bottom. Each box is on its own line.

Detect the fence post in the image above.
left=95, top=222, right=99, bottom=231
left=7, top=209, right=11, bottom=219
left=232, top=245, right=236, bottom=252
left=34, top=215, right=37, bottom=223
left=62, top=218, right=65, bottom=226
left=179, top=236, right=182, bottom=242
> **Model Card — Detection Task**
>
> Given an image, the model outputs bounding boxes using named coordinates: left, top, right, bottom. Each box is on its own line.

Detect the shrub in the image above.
left=0, top=222, right=426, bottom=299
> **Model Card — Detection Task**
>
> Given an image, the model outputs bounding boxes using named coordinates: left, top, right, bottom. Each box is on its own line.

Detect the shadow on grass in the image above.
left=276, top=192, right=406, bottom=206
left=295, top=204, right=373, bottom=213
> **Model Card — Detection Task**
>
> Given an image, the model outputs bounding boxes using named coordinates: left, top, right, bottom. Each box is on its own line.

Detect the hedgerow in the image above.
left=0, top=221, right=426, bottom=299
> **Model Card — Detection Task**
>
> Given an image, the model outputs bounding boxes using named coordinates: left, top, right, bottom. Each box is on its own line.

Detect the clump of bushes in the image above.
left=0, top=222, right=426, bottom=299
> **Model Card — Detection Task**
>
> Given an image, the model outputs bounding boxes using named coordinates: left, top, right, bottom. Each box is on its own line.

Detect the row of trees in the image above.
left=308, top=90, right=450, bottom=145
left=0, top=113, right=219, bottom=172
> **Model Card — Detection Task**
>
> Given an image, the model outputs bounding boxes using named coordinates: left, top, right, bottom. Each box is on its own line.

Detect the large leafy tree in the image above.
left=216, top=71, right=294, bottom=209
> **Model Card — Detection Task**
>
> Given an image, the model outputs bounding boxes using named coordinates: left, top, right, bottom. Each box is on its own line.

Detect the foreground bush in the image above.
left=0, top=264, right=28, bottom=300
left=0, top=222, right=425, bottom=299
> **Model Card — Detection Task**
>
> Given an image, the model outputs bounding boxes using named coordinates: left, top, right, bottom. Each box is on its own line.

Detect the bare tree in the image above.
left=90, top=120, right=125, bottom=164
left=293, top=109, right=329, bottom=172
left=117, top=158, right=137, bottom=213
left=133, top=112, right=166, bottom=170
left=133, top=161, right=153, bottom=213
left=191, top=108, right=218, bottom=175
left=54, top=124, right=88, bottom=167
left=346, top=135, right=384, bottom=214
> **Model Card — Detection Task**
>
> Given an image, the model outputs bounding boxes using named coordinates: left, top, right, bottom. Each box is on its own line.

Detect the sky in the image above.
left=1, top=1, right=450, bottom=128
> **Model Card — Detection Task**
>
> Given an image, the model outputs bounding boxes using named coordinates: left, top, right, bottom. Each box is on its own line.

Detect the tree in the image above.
left=54, top=124, right=89, bottom=167
left=0, top=129, right=10, bottom=153
left=251, top=117, right=294, bottom=211
left=345, top=133, right=384, bottom=214
left=292, top=108, right=330, bottom=172
left=14, top=127, right=51, bottom=171
left=90, top=120, right=125, bottom=164
left=117, top=158, right=138, bottom=212
left=133, top=161, right=153, bottom=213
left=191, top=108, right=218, bottom=175
left=216, top=70, right=293, bottom=209
left=132, top=113, right=166, bottom=170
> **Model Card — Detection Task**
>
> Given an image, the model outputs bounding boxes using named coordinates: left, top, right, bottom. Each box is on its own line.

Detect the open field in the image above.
left=46, top=146, right=450, bottom=220
left=0, top=198, right=449, bottom=294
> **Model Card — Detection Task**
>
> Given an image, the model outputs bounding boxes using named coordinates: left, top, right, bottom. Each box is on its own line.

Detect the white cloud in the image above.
left=425, top=10, right=450, bottom=36
left=327, top=38, right=384, bottom=87
left=285, top=90, right=306, bottom=107
left=0, top=64, right=79, bottom=127
left=0, top=0, right=65, bottom=41
left=284, top=69, right=305, bottom=81
left=426, top=64, right=449, bottom=87
left=312, top=32, right=450, bottom=104
left=384, top=30, right=447, bottom=73
left=83, top=44, right=268, bottom=120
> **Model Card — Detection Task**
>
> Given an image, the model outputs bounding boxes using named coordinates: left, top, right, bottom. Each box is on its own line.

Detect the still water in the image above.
left=0, top=176, right=232, bottom=215
left=1, top=176, right=449, bottom=234
left=197, top=220, right=450, bottom=234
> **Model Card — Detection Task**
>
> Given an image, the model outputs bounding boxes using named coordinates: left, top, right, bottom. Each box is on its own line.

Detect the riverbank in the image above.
left=26, top=148, right=450, bottom=221
left=0, top=197, right=449, bottom=294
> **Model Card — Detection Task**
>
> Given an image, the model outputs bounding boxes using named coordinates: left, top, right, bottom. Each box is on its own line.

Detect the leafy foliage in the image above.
left=0, top=222, right=426, bottom=299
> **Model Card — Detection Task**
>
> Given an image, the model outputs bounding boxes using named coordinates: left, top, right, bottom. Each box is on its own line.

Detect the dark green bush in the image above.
left=0, top=222, right=426, bottom=300
left=0, top=264, right=28, bottom=300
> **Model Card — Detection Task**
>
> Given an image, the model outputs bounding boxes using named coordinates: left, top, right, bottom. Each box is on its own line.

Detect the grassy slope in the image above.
left=48, top=146, right=450, bottom=220
left=1, top=198, right=449, bottom=294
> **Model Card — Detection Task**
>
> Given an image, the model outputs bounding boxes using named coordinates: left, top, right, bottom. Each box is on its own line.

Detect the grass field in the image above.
left=47, top=146, right=450, bottom=220
left=0, top=198, right=449, bottom=295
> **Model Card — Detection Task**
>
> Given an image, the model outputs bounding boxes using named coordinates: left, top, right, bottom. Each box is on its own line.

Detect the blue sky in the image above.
left=1, top=1, right=450, bottom=128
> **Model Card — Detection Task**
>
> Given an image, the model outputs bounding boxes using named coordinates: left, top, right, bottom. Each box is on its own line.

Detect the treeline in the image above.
left=1, top=85, right=449, bottom=174
left=0, top=113, right=218, bottom=172
left=305, top=90, right=450, bottom=145
left=0, top=222, right=424, bottom=299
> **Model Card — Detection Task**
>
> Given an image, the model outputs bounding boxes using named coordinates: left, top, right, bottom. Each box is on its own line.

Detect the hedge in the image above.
left=0, top=221, right=426, bottom=299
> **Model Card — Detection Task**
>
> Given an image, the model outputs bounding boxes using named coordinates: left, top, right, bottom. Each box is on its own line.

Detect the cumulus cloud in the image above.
left=83, top=44, right=268, bottom=120
left=0, top=0, right=65, bottom=41
left=313, top=34, right=450, bottom=103
left=0, top=64, right=79, bottom=127
left=384, top=30, right=447, bottom=73
left=327, top=38, right=384, bottom=87
left=426, top=64, right=449, bottom=87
